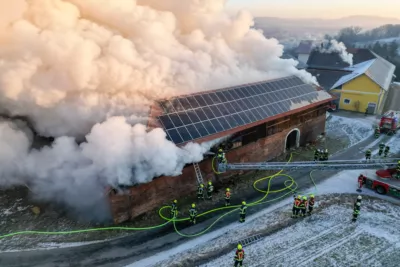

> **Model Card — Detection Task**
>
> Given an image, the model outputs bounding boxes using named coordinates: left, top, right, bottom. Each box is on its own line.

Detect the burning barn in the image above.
left=108, top=75, right=334, bottom=223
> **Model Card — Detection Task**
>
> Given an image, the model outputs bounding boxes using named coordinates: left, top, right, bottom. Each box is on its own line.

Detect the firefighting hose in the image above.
left=0, top=153, right=317, bottom=240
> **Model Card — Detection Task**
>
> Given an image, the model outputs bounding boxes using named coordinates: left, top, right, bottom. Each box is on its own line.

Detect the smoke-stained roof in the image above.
left=306, top=69, right=350, bottom=90
left=307, top=48, right=376, bottom=69
left=154, top=76, right=333, bottom=145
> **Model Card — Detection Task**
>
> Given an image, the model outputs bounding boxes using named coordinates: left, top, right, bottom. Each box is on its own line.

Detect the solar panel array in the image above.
left=157, top=76, right=320, bottom=144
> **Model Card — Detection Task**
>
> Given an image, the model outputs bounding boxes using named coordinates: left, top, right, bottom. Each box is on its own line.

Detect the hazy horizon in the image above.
left=227, top=0, right=400, bottom=19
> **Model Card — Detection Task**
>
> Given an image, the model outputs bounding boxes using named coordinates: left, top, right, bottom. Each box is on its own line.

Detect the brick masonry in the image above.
left=109, top=114, right=326, bottom=223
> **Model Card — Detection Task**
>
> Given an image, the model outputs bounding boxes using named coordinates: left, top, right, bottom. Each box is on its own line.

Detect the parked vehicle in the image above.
left=379, top=110, right=400, bottom=135
left=361, top=169, right=400, bottom=199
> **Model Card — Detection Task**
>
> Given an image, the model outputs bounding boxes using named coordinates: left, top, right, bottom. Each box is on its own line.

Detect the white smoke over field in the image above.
left=0, top=0, right=317, bottom=220
left=319, top=39, right=354, bottom=66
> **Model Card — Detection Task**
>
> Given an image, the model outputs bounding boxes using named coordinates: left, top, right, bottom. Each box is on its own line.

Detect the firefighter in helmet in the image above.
left=314, top=149, right=319, bottom=161
left=197, top=183, right=204, bottom=199
left=189, top=203, right=197, bottom=224
left=352, top=202, right=361, bottom=222
left=307, top=194, right=315, bottom=216
left=206, top=181, right=214, bottom=199
left=171, top=199, right=178, bottom=218
left=239, top=201, right=247, bottom=223
left=225, top=188, right=231, bottom=206
left=234, top=244, right=245, bottom=267
left=384, top=145, right=390, bottom=157
left=374, top=126, right=380, bottom=138
left=378, top=142, right=385, bottom=156
left=365, top=149, right=372, bottom=160
left=217, top=148, right=224, bottom=163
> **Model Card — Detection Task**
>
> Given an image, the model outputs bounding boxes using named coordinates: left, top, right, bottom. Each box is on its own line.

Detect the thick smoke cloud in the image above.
left=0, top=0, right=317, bottom=220
left=319, top=39, right=354, bottom=66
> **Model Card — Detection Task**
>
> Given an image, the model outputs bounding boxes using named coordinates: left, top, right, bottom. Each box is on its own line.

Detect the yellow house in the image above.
left=306, top=49, right=396, bottom=114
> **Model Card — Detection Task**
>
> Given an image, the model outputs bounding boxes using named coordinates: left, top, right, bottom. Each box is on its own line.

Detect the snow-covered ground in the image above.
left=325, top=114, right=375, bottom=147
left=132, top=114, right=400, bottom=267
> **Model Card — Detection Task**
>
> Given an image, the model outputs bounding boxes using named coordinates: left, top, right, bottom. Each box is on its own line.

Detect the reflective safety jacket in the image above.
left=171, top=203, right=177, bottom=212
left=314, top=150, right=319, bottom=156
left=353, top=206, right=360, bottom=215
left=239, top=205, right=247, bottom=215
left=235, top=249, right=245, bottom=261
left=385, top=146, right=390, bottom=152
left=207, top=184, right=214, bottom=193
left=299, top=200, right=306, bottom=209
left=225, top=191, right=231, bottom=200
left=294, top=199, right=301, bottom=208
left=189, top=208, right=197, bottom=217
left=379, top=143, right=385, bottom=149
left=197, top=186, right=204, bottom=194
left=308, top=198, right=315, bottom=207
left=354, top=200, right=361, bottom=209
left=366, top=150, right=372, bottom=156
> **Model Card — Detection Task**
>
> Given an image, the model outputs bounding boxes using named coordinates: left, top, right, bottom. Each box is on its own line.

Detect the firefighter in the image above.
left=206, top=181, right=214, bottom=199
left=189, top=203, right=197, bottom=224
left=314, top=149, right=319, bottom=161
left=352, top=202, right=361, bottom=222
left=354, top=195, right=362, bottom=209
left=300, top=196, right=308, bottom=216
left=221, top=152, right=227, bottom=163
left=234, top=244, right=245, bottom=267
left=292, top=195, right=299, bottom=218
left=357, top=175, right=365, bottom=192
left=324, top=149, right=329, bottom=161
left=396, top=160, right=400, bottom=179
left=239, top=201, right=247, bottom=223
left=307, top=194, right=315, bottom=216
left=365, top=149, right=372, bottom=160
left=384, top=145, right=390, bottom=157
left=197, top=183, right=204, bottom=199
left=299, top=196, right=307, bottom=217
left=378, top=143, right=385, bottom=156
left=225, top=188, right=231, bottom=206
left=319, top=149, right=324, bottom=161
left=293, top=195, right=302, bottom=218
left=217, top=148, right=224, bottom=163
left=171, top=199, right=178, bottom=218
left=374, top=126, right=380, bottom=138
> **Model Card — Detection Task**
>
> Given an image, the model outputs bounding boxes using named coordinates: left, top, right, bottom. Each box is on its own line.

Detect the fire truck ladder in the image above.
left=193, top=162, right=205, bottom=185
left=217, top=158, right=400, bottom=173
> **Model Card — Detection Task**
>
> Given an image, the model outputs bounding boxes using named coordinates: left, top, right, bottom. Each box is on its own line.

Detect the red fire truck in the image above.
left=361, top=169, right=400, bottom=198
left=379, top=110, right=400, bottom=135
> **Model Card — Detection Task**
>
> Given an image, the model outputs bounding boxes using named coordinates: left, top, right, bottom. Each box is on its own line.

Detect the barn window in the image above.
left=343, top=98, right=351, bottom=104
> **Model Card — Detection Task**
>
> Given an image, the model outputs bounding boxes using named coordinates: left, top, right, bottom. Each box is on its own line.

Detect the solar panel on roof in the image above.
left=158, top=75, right=324, bottom=144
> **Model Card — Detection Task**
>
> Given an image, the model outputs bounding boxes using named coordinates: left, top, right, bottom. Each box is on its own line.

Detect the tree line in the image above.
left=327, top=24, right=400, bottom=81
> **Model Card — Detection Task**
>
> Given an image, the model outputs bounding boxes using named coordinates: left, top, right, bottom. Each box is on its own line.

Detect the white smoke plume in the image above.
left=0, top=0, right=317, bottom=220
left=319, top=39, right=354, bottom=66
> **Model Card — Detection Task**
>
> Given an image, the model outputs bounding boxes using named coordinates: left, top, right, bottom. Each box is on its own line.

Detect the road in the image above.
left=0, top=134, right=393, bottom=267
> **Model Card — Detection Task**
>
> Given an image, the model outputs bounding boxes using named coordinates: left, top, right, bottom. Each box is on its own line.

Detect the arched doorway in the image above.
left=285, top=128, right=300, bottom=151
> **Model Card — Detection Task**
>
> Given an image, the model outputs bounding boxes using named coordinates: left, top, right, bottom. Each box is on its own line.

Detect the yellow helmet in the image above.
left=218, top=148, right=223, bottom=152
left=302, top=196, right=307, bottom=200
left=297, top=195, right=301, bottom=199
left=310, top=194, right=314, bottom=198
left=191, top=203, right=196, bottom=208
left=242, top=201, right=246, bottom=205
left=208, top=181, right=212, bottom=185
left=226, top=188, right=230, bottom=191
left=237, top=244, right=242, bottom=250
left=200, top=184, right=204, bottom=187
left=173, top=199, right=177, bottom=203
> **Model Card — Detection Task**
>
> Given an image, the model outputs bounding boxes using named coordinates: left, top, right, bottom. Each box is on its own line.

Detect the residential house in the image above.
left=307, top=48, right=396, bottom=114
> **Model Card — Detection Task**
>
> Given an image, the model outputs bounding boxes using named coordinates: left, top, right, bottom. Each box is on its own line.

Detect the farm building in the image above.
left=108, top=75, right=334, bottom=224
left=307, top=48, right=396, bottom=115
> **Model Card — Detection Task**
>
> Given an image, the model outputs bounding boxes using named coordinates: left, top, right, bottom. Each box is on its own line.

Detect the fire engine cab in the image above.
left=361, top=169, right=400, bottom=199
left=379, top=110, right=400, bottom=135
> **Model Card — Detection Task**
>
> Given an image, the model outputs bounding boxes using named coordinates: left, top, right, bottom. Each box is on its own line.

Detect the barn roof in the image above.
left=150, top=76, right=334, bottom=145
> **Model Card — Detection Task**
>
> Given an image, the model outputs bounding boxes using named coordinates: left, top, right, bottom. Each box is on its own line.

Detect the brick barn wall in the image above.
left=110, top=114, right=326, bottom=222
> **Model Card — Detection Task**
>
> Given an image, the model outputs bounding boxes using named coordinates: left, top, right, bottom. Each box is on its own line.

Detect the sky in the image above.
left=226, top=0, right=400, bottom=19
